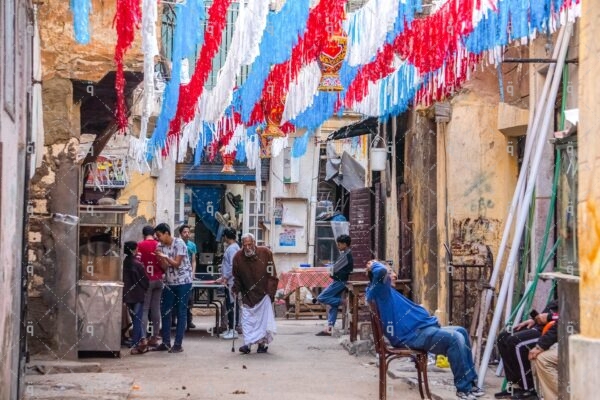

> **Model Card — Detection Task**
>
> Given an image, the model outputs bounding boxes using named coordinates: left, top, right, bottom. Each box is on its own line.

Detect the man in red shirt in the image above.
left=137, top=225, right=164, bottom=348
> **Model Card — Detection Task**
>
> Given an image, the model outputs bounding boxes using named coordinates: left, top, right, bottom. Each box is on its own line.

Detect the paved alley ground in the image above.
left=27, top=316, right=502, bottom=400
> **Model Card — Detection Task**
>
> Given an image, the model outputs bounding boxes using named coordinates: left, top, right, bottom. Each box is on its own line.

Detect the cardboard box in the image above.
left=80, top=255, right=122, bottom=281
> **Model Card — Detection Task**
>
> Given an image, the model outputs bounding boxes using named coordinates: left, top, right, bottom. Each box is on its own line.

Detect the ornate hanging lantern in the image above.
left=261, top=94, right=286, bottom=138
left=258, top=127, right=273, bottom=159
left=220, top=147, right=236, bottom=173
left=317, top=27, right=348, bottom=92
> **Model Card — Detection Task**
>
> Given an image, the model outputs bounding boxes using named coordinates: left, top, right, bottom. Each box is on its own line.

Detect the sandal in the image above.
left=315, top=330, right=332, bottom=336
left=130, top=346, right=148, bottom=355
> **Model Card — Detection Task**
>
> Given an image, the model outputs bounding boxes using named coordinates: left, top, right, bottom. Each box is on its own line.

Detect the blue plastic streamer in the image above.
left=465, top=0, right=572, bottom=55
left=147, top=0, right=205, bottom=160
left=238, top=0, right=310, bottom=123
left=291, top=130, right=314, bottom=158
left=378, top=62, right=421, bottom=121
left=70, top=0, right=92, bottom=44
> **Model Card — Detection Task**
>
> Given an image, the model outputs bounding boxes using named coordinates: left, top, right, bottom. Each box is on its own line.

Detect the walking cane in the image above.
left=231, top=292, right=237, bottom=352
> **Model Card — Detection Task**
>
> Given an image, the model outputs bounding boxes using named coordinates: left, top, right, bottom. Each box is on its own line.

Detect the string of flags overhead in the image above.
left=70, top=0, right=581, bottom=170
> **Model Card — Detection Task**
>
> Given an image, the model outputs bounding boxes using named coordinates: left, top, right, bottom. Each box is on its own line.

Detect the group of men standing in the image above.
left=125, top=223, right=277, bottom=355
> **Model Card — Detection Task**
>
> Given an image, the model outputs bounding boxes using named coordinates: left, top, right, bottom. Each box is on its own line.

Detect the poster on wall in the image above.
left=273, top=198, right=308, bottom=253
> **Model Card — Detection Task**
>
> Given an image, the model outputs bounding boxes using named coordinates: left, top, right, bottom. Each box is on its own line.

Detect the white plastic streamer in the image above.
left=344, top=0, right=399, bottom=67
left=197, top=0, right=271, bottom=123
left=282, top=61, right=322, bottom=123
left=246, top=135, right=260, bottom=170
left=223, top=124, right=246, bottom=154
left=140, top=0, right=159, bottom=141
left=128, top=135, right=151, bottom=173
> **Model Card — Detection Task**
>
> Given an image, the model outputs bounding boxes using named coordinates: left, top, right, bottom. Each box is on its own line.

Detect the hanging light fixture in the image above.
left=220, top=147, right=236, bottom=173
left=317, top=21, right=348, bottom=92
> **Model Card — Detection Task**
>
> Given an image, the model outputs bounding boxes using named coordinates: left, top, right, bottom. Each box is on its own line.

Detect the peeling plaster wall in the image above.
left=118, top=172, right=158, bottom=242
left=443, top=87, right=519, bottom=325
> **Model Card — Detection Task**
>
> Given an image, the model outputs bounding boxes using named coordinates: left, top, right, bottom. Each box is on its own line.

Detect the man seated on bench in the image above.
left=366, top=260, right=484, bottom=400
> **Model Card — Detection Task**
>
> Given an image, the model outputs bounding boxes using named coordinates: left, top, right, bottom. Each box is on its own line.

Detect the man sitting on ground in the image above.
left=494, top=300, right=559, bottom=400
left=366, top=260, right=484, bottom=400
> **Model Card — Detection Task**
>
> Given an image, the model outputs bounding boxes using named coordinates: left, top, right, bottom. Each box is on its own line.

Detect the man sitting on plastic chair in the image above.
left=366, top=260, right=484, bottom=400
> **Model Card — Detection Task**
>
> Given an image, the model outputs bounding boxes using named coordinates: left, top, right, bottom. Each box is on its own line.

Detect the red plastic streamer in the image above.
left=247, top=0, right=348, bottom=127
left=113, top=0, right=141, bottom=132
left=167, top=0, right=233, bottom=145
left=345, top=0, right=478, bottom=108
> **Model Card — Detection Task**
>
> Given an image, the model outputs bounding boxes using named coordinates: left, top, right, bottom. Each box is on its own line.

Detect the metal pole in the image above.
left=472, top=24, right=567, bottom=369
left=477, top=22, right=573, bottom=388
left=231, top=292, right=237, bottom=352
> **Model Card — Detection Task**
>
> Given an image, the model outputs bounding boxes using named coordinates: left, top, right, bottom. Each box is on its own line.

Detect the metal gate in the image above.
left=449, top=245, right=493, bottom=329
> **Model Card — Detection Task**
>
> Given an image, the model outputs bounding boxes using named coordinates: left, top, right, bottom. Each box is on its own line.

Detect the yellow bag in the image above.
left=436, top=355, right=450, bottom=368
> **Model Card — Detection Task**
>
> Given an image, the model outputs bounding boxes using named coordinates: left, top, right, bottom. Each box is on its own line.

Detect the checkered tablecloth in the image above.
left=278, top=268, right=333, bottom=296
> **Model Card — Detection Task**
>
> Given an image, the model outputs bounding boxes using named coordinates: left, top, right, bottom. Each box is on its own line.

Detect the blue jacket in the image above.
left=366, top=261, right=439, bottom=347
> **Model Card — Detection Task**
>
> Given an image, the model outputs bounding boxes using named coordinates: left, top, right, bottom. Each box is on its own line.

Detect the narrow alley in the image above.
left=25, top=318, right=501, bottom=400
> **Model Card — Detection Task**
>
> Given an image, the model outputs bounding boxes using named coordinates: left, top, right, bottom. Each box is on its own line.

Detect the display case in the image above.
left=77, top=205, right=129, bottom=354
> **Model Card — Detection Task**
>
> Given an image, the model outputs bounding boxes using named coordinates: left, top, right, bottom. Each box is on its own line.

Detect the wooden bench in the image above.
left=368, top=300, right=432, bottom=400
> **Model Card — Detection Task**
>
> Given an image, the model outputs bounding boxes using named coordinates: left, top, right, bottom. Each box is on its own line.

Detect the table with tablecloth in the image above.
left=277, top=267, right=333, bottom=319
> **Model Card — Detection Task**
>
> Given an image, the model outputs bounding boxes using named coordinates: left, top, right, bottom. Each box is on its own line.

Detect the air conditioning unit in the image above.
left=282, top=147, right=299, bottom=184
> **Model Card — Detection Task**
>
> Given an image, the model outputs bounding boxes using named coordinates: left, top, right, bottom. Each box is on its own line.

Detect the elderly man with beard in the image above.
left=232, top=233, right=277, bottom=354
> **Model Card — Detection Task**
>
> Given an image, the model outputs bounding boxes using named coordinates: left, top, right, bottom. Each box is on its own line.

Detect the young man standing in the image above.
left=154, top=223, right=193, bottom=353
left=137, top=225, right=164, bottom=347
left=178, top=225, right=197, bottom=330
left=315, top=234, right=353, bottom=336
left=217, top=228, right=241, bottom=340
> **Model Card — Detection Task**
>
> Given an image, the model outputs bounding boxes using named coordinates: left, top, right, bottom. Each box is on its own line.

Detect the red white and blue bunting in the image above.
left=85, top=0, right=581, bottom=167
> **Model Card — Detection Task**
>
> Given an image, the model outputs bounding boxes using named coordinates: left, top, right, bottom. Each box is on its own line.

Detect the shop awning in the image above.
left=327, top=117, right=378, bottom=141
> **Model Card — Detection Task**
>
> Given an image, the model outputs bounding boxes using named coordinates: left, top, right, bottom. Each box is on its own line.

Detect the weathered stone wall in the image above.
left=27, top=0, right=146, bottom=355
left=38, top=0, right=143, bottom=81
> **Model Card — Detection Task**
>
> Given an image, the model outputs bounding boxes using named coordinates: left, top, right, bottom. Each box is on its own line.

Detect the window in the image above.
left=244, top=187, right=267, bottom=246
left=556, top=138, right=578, bottom=275
left=160, top=1, right=249, bottom=87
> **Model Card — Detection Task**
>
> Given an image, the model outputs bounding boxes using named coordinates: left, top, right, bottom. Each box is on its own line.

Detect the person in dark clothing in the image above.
left=123, top=241, right=150, bottom=355
left=529, top=313, right=560, bottom=400
left=495, top=300, right=559, bottom=400
left=315, top=234, right=353, bottom=336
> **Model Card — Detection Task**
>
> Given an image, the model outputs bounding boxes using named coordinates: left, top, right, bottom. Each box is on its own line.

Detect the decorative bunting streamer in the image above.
left=247, top=0, right=348, bottom=127
left=166, top=0, right=234, bottom=145
left=142, top=0, right=580, bottom=163
left=71, top=0, right=92, bottom=44
left=140, top=0, right=159, bottom=142
left=146, top=0, right=205, bottom=161
left=238, top=0, right=311, bottom=123
left=344, top=0, right=399, bottom=67
left=197, top=0, right=271, bottom=123
left=114, top=0, right=141, bottom=132
left=281, top=61, right=322, bottom=123
left=291, top=130, right=314, bottom=158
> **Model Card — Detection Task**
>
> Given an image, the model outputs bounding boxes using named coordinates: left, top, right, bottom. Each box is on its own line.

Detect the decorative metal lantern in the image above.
left=261, top=94, right=286, bottom=138
left=220, top=147, right=236, bottom=173
left=317, top=28, right=348, bottom=92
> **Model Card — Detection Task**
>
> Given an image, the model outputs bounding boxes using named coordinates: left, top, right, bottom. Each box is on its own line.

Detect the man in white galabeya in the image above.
left=232, top=233, right=277, bottom=354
